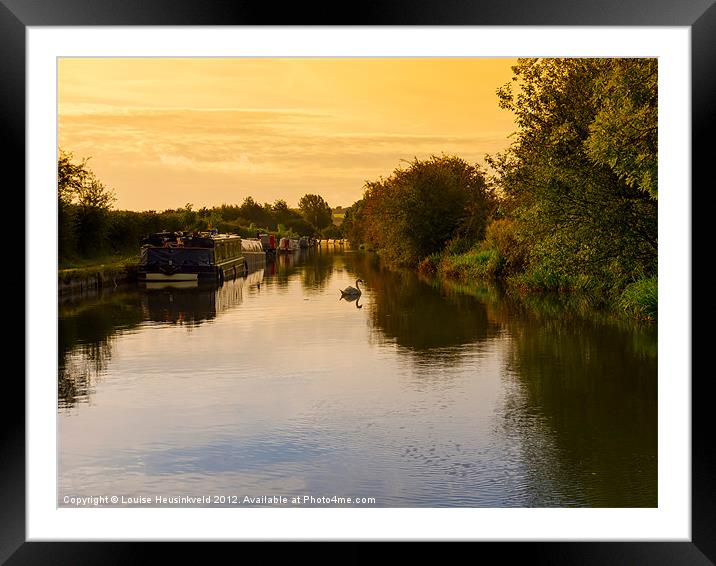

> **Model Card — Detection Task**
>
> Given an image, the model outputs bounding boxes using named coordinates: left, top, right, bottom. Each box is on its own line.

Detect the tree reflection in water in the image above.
left=58, top=269, right=264, bottom=409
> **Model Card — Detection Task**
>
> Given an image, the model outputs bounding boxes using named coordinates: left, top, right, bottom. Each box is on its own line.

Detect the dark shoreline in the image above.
left=58, top=262, right=137, bottom=297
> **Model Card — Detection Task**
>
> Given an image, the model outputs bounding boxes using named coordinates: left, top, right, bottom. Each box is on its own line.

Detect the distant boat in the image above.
left=277, top=237, right=299, bottom=253
left=258, top=233, right=277, bottom=254
left=241, top=238, right=266, bottom=271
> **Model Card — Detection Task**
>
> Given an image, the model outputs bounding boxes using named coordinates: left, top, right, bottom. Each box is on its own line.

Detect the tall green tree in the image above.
left=586, top=58, right=658, bottom=199
left=341, top=198, right=365, bottom=247
left=298, top=194, right=333, bottom=233
left=490, top=58, right=657, bottom=288
left=271, top=199, right=297, bottom=229
left=239, top=196, right=272, bottom=228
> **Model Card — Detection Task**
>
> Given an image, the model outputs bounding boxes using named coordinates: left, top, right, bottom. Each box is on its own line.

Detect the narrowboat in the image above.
left=258, top=233, right=277, bottom=254
left=241, top=237, right=266, bottom=271
left=138, top=231, right=248, bottom=283
left=277, top=237, right=299, bottom=253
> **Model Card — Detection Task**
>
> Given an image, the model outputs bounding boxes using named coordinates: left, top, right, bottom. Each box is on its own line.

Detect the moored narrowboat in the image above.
left=241, top=237, right=266, bottom=271
left=138, top=231, right=248, bottom=283
left=277, top=237, right=299, bottom=253
left=259, top=233, right=277, bottom=254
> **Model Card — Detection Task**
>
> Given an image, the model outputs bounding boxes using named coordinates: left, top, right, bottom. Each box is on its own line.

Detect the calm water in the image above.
left=58, top=249, right=657, bottom=507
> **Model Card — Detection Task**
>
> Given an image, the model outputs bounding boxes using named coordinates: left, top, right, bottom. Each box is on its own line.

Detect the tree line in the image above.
left=58, top=149, right=341, bottom=265
left=342, top=58, right=657, bottom=319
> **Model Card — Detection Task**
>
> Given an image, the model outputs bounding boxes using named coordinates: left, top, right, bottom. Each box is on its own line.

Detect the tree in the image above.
left=272, top=199, right=290, bottom=216
left=58, top=149, right=90, bottom=258
left=341, top=199, right=365, bottom=247
left=180, top=203, right=196, bottom=230
left=270, top=199, right=295, bottom=229
left=58, top=149, right=90, bottom=204
left=239, top=196, right=272, bottom=227
left=298, top=194, right=332, bottom=233
left=73, top=171, right=116, bottom=255
left=586, top=59, right=658, bottom=199
left=490, top=58, right=657, bottom=287
left=285, top=217, right=314, bottom=236
left=356, top=155, right=495, bottom=266
left=58, top=149, right=117, bottom=257
left=217, top=203, right=242, bottom=221
left=321, top=224, right=343, bottom=239
left=76, top=172, right=116, bottom=210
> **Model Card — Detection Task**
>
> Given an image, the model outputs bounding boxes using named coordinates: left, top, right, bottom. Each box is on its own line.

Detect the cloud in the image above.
left=59, top=106, right=512, bottom=209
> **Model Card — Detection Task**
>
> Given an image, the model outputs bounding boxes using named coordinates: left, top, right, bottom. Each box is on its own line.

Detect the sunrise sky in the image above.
left=58, top=58, right=519, bottom=211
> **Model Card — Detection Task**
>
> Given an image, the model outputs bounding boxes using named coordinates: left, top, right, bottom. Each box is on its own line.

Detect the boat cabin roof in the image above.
left=141, top=231, right=241, bottom=248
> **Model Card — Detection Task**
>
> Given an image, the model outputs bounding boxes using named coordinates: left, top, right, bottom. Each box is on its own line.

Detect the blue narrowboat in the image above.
left=138, top=231, right=248, bottom=283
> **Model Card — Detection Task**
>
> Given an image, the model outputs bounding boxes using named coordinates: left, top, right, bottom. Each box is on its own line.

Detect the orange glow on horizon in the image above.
left=59, top=58, right=518, bottom=211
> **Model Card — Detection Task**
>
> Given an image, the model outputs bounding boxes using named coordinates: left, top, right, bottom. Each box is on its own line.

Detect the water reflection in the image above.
left=58, top=251, right=657, bottom=507
left=141, top=283, right=219, bottom=326
left=301, top=248, right=335, bottom=292
left=501, top=310, right=657, bottom=507
left=340, top=294, right=363, bottom=309
left=58, top=291, right=144, bottom=408
left=427, top=277, right=658, bottom=506
left=58, top=269, right=264, bottom=408
left=341, top=254, right=502, bottom=372
left=269, top=250, right=300, bottom=286
left=140, top=269, right=264, bottom=325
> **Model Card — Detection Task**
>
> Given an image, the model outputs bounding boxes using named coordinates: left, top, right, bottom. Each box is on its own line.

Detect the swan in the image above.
left=340, top=279, right=364, bottom=298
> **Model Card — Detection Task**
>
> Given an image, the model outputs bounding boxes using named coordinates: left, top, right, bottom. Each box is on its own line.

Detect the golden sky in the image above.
left=58, top=58, right=518, bottom=211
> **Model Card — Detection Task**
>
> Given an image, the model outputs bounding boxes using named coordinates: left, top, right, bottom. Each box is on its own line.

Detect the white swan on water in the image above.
left=340, top=279, right=363, bottom=298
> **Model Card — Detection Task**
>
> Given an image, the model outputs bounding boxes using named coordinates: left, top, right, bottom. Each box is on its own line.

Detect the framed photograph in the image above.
left=11, top=0, right=707, bottom=562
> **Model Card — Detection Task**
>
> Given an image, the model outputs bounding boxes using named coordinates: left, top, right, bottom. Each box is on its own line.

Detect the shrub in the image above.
left=509, top=264, right=575, bottom=293
left=483, top=219, right=528, bottom=276
left=444, top=236, right=473, bottom=256
left=357, top=155, right=495, bottom=266
left=619, top=276, right=657, bottom=321
left=417, top=253, right=441, bottom=275
left=437, top=248, right=496, bottom=281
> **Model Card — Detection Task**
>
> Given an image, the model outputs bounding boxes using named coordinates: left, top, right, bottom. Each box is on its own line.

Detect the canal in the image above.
left=58, top=249, right=657, bottom=507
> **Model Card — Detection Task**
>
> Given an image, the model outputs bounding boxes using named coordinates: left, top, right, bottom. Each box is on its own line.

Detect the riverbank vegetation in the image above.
left=343, top=58, right=657, bottom=321
left=58, top=149, right=341, bottom=269
left=342, top=155, right=497, bottom=266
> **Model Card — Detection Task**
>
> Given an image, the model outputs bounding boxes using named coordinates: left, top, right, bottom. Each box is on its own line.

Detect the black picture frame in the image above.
left=8, top=0, right=707, bottom=562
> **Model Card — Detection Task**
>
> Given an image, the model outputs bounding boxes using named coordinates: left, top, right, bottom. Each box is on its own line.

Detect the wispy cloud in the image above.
left=58, top=58, right=518, bottom=209
left=60, top=107, right=508, bottom=177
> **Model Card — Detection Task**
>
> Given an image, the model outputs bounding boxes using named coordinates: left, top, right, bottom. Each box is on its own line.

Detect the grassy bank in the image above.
left=418, top=246, right=657, bottom=323
left=618, top=276, right=658, bottom=322
left=59, top=251, right=139, bottom=272
left=59, top=252, right=139, bottom=294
